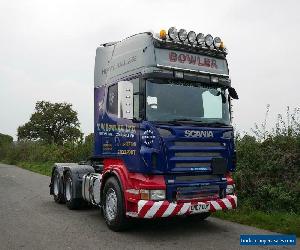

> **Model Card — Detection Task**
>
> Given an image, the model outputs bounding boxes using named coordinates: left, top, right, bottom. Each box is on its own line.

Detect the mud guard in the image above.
left=49, top=163, right=95, bottom=199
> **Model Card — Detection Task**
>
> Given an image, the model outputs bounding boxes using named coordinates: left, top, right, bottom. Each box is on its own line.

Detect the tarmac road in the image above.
left=0, top=163, right=298, bottom=250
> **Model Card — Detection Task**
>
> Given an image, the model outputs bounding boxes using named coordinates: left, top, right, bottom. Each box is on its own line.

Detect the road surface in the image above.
left=0, top=163, right=298, bottom=250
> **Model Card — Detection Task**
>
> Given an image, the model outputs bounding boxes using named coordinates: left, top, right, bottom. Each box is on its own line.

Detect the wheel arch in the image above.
left=100, top=171, right=123, bottom=205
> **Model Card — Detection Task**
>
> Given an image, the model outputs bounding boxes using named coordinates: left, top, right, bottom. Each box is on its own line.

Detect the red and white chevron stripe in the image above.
left=126, top=195, right=237, bottom=218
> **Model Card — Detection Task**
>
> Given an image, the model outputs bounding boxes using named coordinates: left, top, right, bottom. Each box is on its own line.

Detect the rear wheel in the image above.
left=53, top=170, right=65, bottom=204
left=102, top=177, right=129, bottom=231
left=64, top=171, right=82, bottom=210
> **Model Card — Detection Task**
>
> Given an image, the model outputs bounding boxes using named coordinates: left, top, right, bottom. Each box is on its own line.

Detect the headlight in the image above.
left=187, top=31, right=196, bottom=44
left=205, top=34, right=213, bottom=47
left=213, top=37, right=222, bottom=49
left=140, top=189, right=166, bottom=201
left=226, top=184, right=235, bottom=195
left=196, top=33, right=205, bottom=45
left=178, top=29, right=187, bottom=42
left=168, top=27, right=178, bottom=40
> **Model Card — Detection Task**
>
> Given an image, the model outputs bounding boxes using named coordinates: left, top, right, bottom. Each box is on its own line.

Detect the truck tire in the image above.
left=102, top=177, right=129, bottom=231
left=64, top=171, right=82, bottom=210
left=53, top=170, right=65, bottom=204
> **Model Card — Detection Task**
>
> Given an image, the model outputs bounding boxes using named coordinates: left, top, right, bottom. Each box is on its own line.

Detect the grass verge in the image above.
left=214, top=207, right=300, bottom=237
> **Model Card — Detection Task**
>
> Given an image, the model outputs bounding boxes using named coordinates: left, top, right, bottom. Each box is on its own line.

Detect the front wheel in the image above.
left=102, top=177, right=129, bottom=231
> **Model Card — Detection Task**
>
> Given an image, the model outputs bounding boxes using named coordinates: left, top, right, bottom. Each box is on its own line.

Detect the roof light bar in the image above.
left=164, top=27, right=224, bottom=51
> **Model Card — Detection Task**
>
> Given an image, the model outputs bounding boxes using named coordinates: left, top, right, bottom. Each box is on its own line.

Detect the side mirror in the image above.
left=118, top=81, right=133, bottom=119
left=228, top=87, right=239, bottom=99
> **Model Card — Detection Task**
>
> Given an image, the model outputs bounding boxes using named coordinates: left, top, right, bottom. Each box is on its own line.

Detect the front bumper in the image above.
left=126, top=195, right=237, bottom=218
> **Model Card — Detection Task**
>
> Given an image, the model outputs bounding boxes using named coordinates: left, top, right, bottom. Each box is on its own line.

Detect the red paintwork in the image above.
left=226, top=172, right=235, bottom=185
left=102, top=158, right=166, bottom=212
left=102, top=158, right=236, bottom=215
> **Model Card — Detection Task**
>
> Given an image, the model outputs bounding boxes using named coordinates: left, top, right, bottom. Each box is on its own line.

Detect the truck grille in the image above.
left=175, top=162, right=208, bottom=168
left=174, top=141, right=223, bottom=147
left=164, top=138, right=227, bottom=202
left=176, top=185, right=220, bottom=201
left=176, top=175, right=220, bottom=182
left=169, top=140, right=225, bottom=171
left=175, top=152, right=221, bottom=157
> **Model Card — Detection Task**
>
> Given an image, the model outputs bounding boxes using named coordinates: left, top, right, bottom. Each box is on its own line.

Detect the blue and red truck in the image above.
left=49, top=27, right=239, bottom=231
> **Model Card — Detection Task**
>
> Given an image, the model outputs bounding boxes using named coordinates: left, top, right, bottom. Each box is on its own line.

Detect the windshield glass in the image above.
left=145, top=79, right=230, bottom=125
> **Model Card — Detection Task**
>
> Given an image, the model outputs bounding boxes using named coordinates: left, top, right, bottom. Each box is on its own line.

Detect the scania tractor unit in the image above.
left=49, top=27, right=239, bottom=231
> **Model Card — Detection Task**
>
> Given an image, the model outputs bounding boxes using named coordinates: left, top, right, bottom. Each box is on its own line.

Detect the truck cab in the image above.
left=50, top=28, right=238, bottom=231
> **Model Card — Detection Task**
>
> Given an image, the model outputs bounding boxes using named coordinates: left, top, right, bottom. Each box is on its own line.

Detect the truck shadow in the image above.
left=125, top=216, right=229, bottom=236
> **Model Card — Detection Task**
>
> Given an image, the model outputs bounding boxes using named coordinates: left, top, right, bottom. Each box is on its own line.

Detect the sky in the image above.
left=0, top=0, right=299, bottom=139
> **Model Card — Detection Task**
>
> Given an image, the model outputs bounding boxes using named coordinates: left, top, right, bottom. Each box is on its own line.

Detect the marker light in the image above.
left=205, top=34, right=214, bottom=47
left=220, top=41, right=225, bottom=50
left=159, top=29, right=167, bottom=40
left=196, top=33, right=205, bottom=45
left=168, top=27, right=178, bottom=40
left=213, top=37, right=222, bottom=49
left=178, top=29, right=187, bottom=42
left=187, top=31, right=196, bottom=44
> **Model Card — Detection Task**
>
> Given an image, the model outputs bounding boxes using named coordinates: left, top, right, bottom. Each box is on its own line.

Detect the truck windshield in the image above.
left=145, top=79, right=230, bottom=125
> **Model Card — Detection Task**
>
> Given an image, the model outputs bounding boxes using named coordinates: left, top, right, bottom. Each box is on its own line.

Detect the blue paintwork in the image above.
left=94, top=86, right=235, bottom=200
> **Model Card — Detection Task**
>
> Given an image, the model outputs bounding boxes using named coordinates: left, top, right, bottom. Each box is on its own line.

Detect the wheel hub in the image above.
left=106, top=188, right=117, bottom=221
left=65, top=178, right=72, bottom=201
left=53, top=175, right=59, bottom=196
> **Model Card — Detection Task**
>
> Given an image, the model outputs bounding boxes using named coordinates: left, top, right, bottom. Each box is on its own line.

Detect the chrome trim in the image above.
left=157, top=64, right=229, bottom=77
left=106, top=188, right=118, bottom=221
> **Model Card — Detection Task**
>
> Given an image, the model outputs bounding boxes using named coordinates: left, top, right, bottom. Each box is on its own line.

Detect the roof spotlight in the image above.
left=213, top=37, right=222, bottom=49
left=187, top=31, right=196, bottom=44
left=178, top=29, right=187, bottom=42
left=205, top=34, right=214, bottom=47
left=168, top=27, right=178, bottom=40
left=196, top=33, right=205, bottom=45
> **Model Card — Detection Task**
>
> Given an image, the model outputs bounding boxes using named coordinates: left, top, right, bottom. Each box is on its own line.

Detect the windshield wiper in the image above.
left=153, top=120, right=183, bottom=126
left=169, top=119, right=204, bottom=125
left=199, top=122, right=230, bottom=127
left=170, top=119, right=230, bottom=127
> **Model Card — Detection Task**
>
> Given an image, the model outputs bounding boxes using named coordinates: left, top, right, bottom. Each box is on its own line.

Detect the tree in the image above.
left=18, top=101, right=83, bottom=145
left=0, top=133, right=13, bottom=146
left=0, top=133, right=13, bottom=159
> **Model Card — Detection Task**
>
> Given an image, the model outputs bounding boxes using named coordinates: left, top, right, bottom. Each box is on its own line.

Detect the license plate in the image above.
left=189, top=203, right=210, bottom=214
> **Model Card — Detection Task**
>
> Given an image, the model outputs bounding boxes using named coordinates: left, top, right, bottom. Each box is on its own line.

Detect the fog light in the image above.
left=168, top=27, right=178, bottom=40
left=150, top=190, right=166, bottom=201
left=140, top=189, right=166, bottom=201
left=226, top=184, right=235, bottom=195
